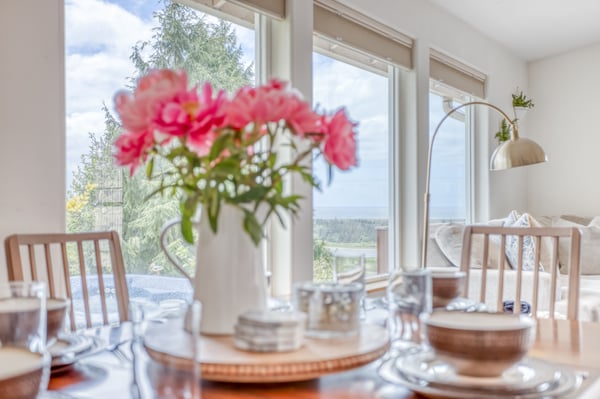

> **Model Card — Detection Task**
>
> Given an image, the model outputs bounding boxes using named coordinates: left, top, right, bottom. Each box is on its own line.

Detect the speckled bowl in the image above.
left=47, top=298, right=69, bottom=343
left=422, top=311, right=536, bottom=377
left=430, top=268, right=466, bottom=308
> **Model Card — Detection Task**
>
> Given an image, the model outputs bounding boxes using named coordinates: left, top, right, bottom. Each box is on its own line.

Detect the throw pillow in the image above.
left=504, top=213, right=537, bottom=271
left=427, top=223, right=457, bottom=268
left=502, top=212, right=553, bottom=272
left=435, top=219, right=507, bottom=269
left=433, top=223, right=464, bottom=267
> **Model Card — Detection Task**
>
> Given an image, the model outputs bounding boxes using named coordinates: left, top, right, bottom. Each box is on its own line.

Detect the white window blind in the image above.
left=313, top=0, right=413, bottom=71
left=430, top=49, right=486, bottom=99
left=187, top=0, right=285, bottom=22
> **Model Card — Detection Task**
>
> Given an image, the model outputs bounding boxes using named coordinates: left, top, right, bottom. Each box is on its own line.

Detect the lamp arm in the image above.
left=421, top=101, right=516, bottom=269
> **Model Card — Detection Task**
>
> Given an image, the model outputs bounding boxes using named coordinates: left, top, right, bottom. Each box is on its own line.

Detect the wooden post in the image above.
left=376, top=227, right=388, bottom=274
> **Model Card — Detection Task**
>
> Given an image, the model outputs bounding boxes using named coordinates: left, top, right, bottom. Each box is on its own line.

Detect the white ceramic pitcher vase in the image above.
left=160, top=204, right=267, bottom=335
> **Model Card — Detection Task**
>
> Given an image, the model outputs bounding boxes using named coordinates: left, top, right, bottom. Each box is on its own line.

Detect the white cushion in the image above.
left=434, top=219, right=507, bottom=269
left=466, top=269, right=561, bottom=313
left=553, top=216, right=600, bottom=275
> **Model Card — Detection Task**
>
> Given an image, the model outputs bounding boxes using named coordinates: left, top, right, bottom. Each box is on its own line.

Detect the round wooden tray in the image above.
left=143, top=320, right=389, bottom=383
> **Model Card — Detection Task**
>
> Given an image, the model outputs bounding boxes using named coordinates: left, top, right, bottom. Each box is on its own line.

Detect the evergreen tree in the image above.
left=67, top=0, right=253, bottom=276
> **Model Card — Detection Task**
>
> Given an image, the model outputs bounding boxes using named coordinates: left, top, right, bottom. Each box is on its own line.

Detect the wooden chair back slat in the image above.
left=44, top=243, right=55, bottom=298
left=60, top=242, right=77, bottom=332
left=77, top=241, right=92, bottom=329
left=93, top=240, right=109, bottom=325
left=28, top=245, right=38, bottom=281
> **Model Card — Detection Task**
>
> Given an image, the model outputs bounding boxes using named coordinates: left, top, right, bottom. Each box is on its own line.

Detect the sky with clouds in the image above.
left=65, top=0, right=465, bottom=220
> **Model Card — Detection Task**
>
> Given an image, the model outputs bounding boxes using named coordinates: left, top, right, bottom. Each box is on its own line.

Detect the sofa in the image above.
left=428, top=211, right=600, bottom=321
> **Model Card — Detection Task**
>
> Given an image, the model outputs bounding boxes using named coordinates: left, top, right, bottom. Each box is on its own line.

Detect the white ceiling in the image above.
left=427, top=0, right=600, bottom=62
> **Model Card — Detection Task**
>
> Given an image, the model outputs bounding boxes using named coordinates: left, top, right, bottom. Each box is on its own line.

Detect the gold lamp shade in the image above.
left=490, top=137, right=547, bottom=170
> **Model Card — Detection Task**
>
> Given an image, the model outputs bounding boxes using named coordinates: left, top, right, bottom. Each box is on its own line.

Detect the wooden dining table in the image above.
left=49, top=317, right=600, bottom=398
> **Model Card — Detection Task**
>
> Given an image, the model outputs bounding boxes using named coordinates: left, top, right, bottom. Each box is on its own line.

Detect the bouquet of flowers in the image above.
left=113, top=68, right=358, bottom=245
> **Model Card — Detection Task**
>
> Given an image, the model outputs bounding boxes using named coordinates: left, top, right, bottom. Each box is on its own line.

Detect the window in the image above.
left=428, top=48, right=485, bottom=226
left=65, top=0, right=257, bottom=312
left=312, top=50, right=392, bottom=282
left=428, top=83, right=472, bottom=223
left=310, top=0, right=413, bottom=282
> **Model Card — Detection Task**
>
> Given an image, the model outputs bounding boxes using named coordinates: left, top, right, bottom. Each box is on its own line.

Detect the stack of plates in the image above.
left=378, top=349, right=581, bottom=398
left=49, top=333, right=104, bottom=374
left=234, top=310, right=306, bottom=353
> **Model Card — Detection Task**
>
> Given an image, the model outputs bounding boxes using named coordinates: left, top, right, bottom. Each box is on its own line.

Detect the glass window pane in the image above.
left=428, top=88, right=469, bottom=222
left=65, top=0, right=256, bottom=318
left=312, top=51, right=390, bottom=282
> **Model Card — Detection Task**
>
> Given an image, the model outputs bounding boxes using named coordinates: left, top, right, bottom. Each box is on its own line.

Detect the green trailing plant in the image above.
left=512, top=90, right=535, bottom=109
left=495, top=89, right=535, bottom=144
left=494, top=119, right=511, bottom=144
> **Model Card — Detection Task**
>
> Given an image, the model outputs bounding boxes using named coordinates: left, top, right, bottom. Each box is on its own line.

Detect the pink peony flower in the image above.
left=285, top=97, right=321, bottom=137
left=186, top=83, right=228, bottom=155
left=225, top=79, right=299, bottom=129
left=115, top=69, right=189, bottom=135
left=321, top=109, right=358, bottom=170
left=114, top=130, right=154, bottom=175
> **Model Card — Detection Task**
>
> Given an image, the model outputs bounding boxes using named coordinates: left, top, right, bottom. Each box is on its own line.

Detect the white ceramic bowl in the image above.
left=422, top=311, right=536, bottom=377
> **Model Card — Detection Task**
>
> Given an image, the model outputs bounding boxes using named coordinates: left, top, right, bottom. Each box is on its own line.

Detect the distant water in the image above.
left=314, top=206, right=463, bottom=220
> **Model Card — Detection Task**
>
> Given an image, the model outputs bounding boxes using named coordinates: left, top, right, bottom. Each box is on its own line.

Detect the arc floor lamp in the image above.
left=421, top=101, right=547, bottom=269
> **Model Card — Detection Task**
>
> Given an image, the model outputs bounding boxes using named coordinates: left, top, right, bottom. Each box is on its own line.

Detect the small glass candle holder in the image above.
left=293, top=282, right=362, bottom=339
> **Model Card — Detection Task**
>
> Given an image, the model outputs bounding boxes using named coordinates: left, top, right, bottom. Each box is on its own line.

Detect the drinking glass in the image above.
left=0, top=281, right=50, bottom=399
left=146, top=300, right=202, bottom=399
left=293, top=282, right=362, bottom=338
left=386, top=269, right=432, bottom=353
left=333, top=253, right=366, bottom=316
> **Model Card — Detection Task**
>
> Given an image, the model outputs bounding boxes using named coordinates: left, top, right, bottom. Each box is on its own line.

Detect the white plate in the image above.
left=49, top=334, right=94, bottom=359
left=50, top=335, right=105, bottom=372
left=395, top=350, right=560, bottom=393
left=379, top=355, right=581, bottom=399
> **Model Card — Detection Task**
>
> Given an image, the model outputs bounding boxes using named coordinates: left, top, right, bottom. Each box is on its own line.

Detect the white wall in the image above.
left=527, top=43, right=600, bottom=217
left=0, top=0, right=66, bottom=278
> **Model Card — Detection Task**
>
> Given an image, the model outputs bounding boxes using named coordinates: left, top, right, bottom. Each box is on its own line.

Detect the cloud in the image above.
left=66, top=111, right=108, bottom=186
left=65, top=0, right=155, bottom=189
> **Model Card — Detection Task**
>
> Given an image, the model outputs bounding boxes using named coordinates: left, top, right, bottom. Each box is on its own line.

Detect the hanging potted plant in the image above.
left=511, top=89, right=535, bottom=124
left=495, top=89, right=535, bottom=144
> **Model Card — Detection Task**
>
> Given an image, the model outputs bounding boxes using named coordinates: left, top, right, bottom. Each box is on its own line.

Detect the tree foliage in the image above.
left=67, top=0, right=253, bottom=276
left=314, top=218, right=385, bottom=244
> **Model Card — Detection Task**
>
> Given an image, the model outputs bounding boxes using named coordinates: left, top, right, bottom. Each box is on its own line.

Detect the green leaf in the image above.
left=231, top=186, right=270, bottom=203
left=181, top=214, right=194, bottom=243
left=207, top=192, right=220, bottom=233
left=145, top=158, right=154, bottom=179
left=243, top=211, right=263, bottom=246
left=208, top=131, right=231, bottom=161
left=212, top=158, right=241, bottom=177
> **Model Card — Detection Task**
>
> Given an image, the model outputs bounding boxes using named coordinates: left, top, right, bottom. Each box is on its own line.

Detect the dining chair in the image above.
left=459, top=225, right=581, bottom=320
left=5, top=231, right=129, bottom=330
